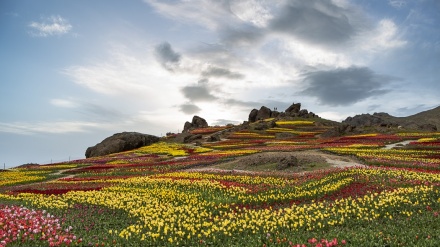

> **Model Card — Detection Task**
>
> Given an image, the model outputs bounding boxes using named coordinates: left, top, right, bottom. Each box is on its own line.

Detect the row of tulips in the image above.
left=1, top=167, right=439, bottom=246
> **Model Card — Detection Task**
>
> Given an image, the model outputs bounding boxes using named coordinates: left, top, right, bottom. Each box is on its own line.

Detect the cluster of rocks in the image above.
left=342, top=112, right=437, bottom=132
left=183, top=116, right=208, bottom=133
left=248, top=103, right=317, bottom=123
left=173, top=115, right=223, bottom=144
left=343, top=113, right=398, bottom=128
left=85, top=132, right=160, bottom=158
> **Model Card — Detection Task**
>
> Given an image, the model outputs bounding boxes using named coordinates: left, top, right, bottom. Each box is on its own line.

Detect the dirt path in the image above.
left=186, top=150, right=366, bottom=174
left=382, top=140, right=417, bottom=150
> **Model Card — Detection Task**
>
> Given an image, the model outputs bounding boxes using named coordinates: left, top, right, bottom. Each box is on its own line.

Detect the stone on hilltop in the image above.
left=256, top=106, right=272, bottom=121
left=183, top=116, right=208, bottom=133
left=85, top=132, right=160, bottom=158
left=285, top=103, right=301, bottom=115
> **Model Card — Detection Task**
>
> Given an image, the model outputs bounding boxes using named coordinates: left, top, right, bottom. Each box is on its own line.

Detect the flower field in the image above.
left=1, top=123, right=440, bottom=246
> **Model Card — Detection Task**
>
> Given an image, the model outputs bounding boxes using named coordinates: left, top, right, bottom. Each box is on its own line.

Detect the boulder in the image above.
left=298, top=109, right=309, bottom=117
left=85, top=132, right=160, bottom=158
left=175, top=133, right=202, bottom=143
left=192, top=116, right=208, bottom=128
left=185, top=134, right=203, bottom=143
left=271, top=111, right=280, bottom=118
left=248, top=109, right=258, bottom=122
left=320, top=123, right=362, bottom=138
left=255, top=106, right=272, bottom=121
left=183, top=116, right=209, bottom=132
left=208, top=134, right=221, bottom=142
left=285, top=103, right=301, bottom=115
left=343, top=113, right=397, bottom=127
left=253, top=120, right=276, bottom=130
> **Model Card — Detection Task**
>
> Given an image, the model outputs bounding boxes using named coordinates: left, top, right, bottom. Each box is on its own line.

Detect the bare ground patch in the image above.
left=187, top=150, right=365, bottom=173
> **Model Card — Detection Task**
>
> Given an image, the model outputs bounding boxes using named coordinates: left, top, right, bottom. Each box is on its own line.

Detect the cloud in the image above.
left=300, top=67, right=397, bottom=106
left=145, top=0, right=234, bottom=30
left=154, top=42, right=181, bottom=71
left=211, top=119, right=241, bottom=126
left=179, top=103, right=201, bottom=114
left=221, top=25, right=264, bottom=46
left=29, top=15, right=72, bottom=37
left=64, top=49, right=161, bottom=97
left=396, top=104, right=437, bottom=116
left=367, top=104, right=382, bottom=111
left=357, top=19, right=407, bottom=52
left=0, top=121, right=99, bottom=135
left=201, top=66, right=244, bottom=79
left=388, top=0, right=407, bottom=8
left=223, top=99, right=260, bottom=108
left=181, top=80, right=218, bottom=102
left=268, top=0, right=357, bottom=46
left=50, top=99, right=78, bottom=108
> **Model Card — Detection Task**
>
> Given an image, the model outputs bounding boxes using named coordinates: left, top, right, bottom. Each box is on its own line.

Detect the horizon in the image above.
left=1, top=0, right=439, bottom=168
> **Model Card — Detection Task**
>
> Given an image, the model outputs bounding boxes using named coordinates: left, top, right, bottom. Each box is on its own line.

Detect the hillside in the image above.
left=1, top=102, right=440, bottom=246
left=343, top=105, right=440, bottom=131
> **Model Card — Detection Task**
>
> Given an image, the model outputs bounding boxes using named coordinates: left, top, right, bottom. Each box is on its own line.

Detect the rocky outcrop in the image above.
left=175, top=133, right=202, bottom=143
left=285, top=103, right=301, bottom=115
left=253, top=120, right=276, bottom=130
left=248, top=109, right=259, bottom=122
left=343, top=113, right=398, bottom=128
left=85, top=132, right=160, bottom=158
left=183, top=116, right=208, bottom=132
left=248, top=103, right=316, bottom=123
left=207, top=134, right=221, bottom=142
left=320, top=123, right=362, bottom=138
left=405, top=123, right=437, bottom=132
left=255, top=106, right=272, bottom=121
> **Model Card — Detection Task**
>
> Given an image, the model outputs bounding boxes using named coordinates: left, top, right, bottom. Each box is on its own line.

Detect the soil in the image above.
left=187, top=150, right=365, bottom=173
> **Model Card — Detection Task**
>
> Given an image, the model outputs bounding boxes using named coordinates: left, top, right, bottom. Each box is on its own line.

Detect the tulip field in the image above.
left=1, top=121, right=440, bottom=246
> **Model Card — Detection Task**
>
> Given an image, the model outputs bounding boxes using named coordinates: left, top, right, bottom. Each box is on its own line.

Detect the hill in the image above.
left=343, top=105, right=440, bottom=132
left=1, top=102, right=440, bottom=246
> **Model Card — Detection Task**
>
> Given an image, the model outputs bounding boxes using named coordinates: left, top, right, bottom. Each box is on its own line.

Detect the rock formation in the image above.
left=248, top=103, right=317, bottom=122
left=320, top=123, right=362, bottom=138
left=85, top=132, right=160, bottom=158
left=255, top=106, right=272, bottom=121
left=285, top=103, right=301, bottom=115
left=183, top=116, right=208, bottom=133
left=343, top=113, right=398, bottom=128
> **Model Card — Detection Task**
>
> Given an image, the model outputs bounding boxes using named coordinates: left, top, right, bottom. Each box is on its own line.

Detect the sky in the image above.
left=1, top=0, right=439, bottom=168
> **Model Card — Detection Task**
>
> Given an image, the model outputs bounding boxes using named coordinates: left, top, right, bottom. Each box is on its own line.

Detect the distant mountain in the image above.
left=343, top=105, right=440, bottom=131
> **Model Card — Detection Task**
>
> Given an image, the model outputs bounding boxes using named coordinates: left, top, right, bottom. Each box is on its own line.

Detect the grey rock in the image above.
left=285, top=103, right=301, bottom=114
left=183, top=116, right=209, bottom=132
left=208, top=134, right=221, bottom=142
left=248, top=109, right=258, bottom=122
left=85, top=132, right=160, bottom=158
left=256, top=106, right=272, bottom=121
left=253, top=120, right=276, bottom=130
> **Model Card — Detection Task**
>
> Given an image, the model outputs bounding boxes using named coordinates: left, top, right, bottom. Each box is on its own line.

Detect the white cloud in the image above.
left=388, top=0, right=407, bottom=8
left=356, top=19, right=407, bottom=52
left=145, top=0, right=234, bottom=30
left=316, top=111, right=352, bottom=122
left=0, top=121, right=99, bottom=135
left=50, top=99, right=78, bottom=108
left=229, top=0, right=275, bottom=28
left=63, top=47, right=185, bottom=109
left=29, top=15, right=72, bottom=37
